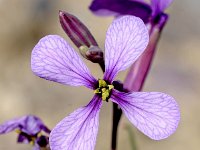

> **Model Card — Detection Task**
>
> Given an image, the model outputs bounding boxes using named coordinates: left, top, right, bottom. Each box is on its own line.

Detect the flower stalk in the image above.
left=111, top=81, right=124, bottom=150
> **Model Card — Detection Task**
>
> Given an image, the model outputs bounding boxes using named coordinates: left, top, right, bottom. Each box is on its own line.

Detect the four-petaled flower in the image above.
left=0, top=115, right=50, bottom=150
left=31, top=16, right=180, bottom=150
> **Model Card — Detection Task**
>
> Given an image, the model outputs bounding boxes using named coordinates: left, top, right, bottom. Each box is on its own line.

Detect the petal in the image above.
left=49, top=96, right=102, bottom=150
left=104, top=16, right=149, bottom=82
left=89, top=0, right=152, bottom=23
left=151, top=0, right=173, bottom=16
left=17, top=134, right=29, bottom=143
left=111, top=90, right=180, bottom=140
left=0, top=115, right=50, bottom=136
left=33, top=144, right=40, bottom=150
left=40, top=124, right=51, bottom=134
left=21, top=115, right=49, bottom=135
left=0, top=116, right=25, bottom=134
left=31, top=35, right=97, bottom=89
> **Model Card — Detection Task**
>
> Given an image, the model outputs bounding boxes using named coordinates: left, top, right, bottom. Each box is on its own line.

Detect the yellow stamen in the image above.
left=108, top=85, right=114, bottom=90
left=94, top=79, right=114, bottom=101
left=29, top=141, right=34, bottom=146
left=102, top=90, right=109, bottom=101
left=15, top=129, right=21, bottom=134
left=37, top=132, right=42, bottom=137
left=98, top=79, right=107, bottom=87
left=94, top=88, right=101, bottom=94
left=101, top=88, right=106, bottom=92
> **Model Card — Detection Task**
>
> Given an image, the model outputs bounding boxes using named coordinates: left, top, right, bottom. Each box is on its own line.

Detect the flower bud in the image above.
left=85, top=46, right=104, bottom=63
left=59, top=10, right=104, bottom=63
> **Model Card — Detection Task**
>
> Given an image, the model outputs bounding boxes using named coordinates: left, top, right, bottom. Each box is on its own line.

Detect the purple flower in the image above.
left=31, top=16, right=180, bottom=150
left=89, top=0, right=173, bottom=28
left=0, top=115, right=50, bottom=149
left=151, top=0, right=173, bottom=17
left=89, top=0, right=152, bottom=23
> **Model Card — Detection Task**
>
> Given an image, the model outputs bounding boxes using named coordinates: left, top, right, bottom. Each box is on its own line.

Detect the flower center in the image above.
left=15, top=129, right=42, bottom=145
left=94, top=79, right=114, bottom=102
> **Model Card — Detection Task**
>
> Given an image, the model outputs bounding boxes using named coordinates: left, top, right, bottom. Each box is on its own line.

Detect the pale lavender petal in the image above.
left=0, top=117, right=25, bottom=134
left=31, top=35, right=97, bottom=89
left=21, top=115, right=50, bottom=135
left=151, top=0, right=173, bottom=16
left=0, top=115, right=50, bottom=135
left=111, top=90, right=180, bottom=140
left=50, top=96, right=102, bottom=150
left=104, top=16, right=149, bottom=82
left=33, top=144, right=40, bottom=150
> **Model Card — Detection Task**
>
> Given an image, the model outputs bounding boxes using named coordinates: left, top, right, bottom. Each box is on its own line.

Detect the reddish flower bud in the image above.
left=59, top=10, right=104, bottom=64
left=59, top=10, right=98, bottom=47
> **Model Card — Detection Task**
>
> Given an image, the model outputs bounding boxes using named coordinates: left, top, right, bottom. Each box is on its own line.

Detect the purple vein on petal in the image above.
left=111, top=89, right=180, bottom=140
left=49, top=95, right=102, bottom=150
left=31, top=35, right=97, bottom=89
left=104, top=16, right=149, bottom=82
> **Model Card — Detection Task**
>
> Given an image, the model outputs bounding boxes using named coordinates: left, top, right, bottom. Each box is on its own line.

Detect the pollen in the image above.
left=94, top=79, right=114, bottom=101
left=29, top=140, right=34, bottom=146
left=15, top=129, right=21, bottom=134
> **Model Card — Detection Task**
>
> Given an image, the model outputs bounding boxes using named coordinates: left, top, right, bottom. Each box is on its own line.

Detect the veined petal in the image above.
left=151, top=0, right=173, bottom=16
left=89, top=0, right=152, bottom=23
left=111, top=90, right=180, bottom=140
left=50, top=96, right=102, bottom=150
left=31, top=35, right=97, bottom=89
left=104, top=16, right=149, bottom=82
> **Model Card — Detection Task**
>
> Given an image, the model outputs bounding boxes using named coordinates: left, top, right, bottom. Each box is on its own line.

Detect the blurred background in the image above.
left=0, top=0, right=200, bottom=149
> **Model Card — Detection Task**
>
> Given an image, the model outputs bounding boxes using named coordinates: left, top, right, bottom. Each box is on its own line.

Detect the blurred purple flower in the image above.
left=90, top=0, right=152, bottom=23
left=0, top=115, right=50, bottom=149
left=89, top=0, right=173, bottom=28
left=31, top=16, right=180, bottom=150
